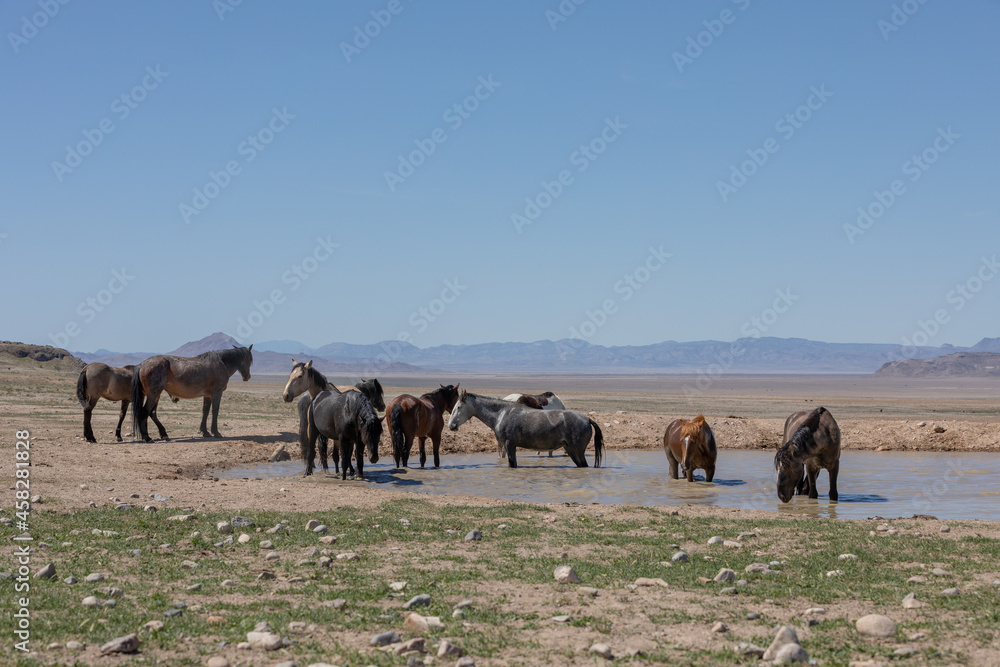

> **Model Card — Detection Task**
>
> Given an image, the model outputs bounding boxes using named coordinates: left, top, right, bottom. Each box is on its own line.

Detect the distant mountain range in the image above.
left=71, top=333, right=1000, bottom=376
left=873, top=351, right=1000, bottom=378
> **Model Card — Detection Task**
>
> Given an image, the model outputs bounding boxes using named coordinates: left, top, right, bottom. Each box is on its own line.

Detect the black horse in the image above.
left=774, top=407, right=841, bottom=503
left=302, top=390, right=382, bottom=479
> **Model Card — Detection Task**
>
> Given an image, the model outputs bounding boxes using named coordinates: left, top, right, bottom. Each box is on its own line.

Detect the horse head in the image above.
left=357, top=378, right=386, bottom=412
left=440, top=383, right=460, bottom=412
left=362, top=409, right=383, bottom=464
left=234, top=344, right=253, bottom=381
left=680, top=415, right=708, bottom=472
left=448, top=389, right=471, bottom=431
left=774, top=445, right=803, bottom=503
left=282, top=359, right=311, bottom=402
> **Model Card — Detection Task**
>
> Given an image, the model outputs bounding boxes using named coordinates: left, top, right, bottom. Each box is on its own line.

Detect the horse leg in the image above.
left=403, top=435, right=414, bottom=468
left=200, top=397, right=212, bottom=438
left=806, top=466, right=820, bottom=500
left=115, top=400, right=128, bottom=442
left=827, top=461, right=840, bottom=502
left=145, top=394, right=167, bottom=440
left=83, top=398, right=98, bottom=443
left=209, top=391, right=223, bottom=438
left=505, top=440, right=518, bottom=468
left=666, top=448, right=679, bottom=480
left=354, top=438, right=364, bottom=480
left=431, top=432, right=441, bottom=468
left=304, top=425, right=318, bottom=476
left=418, top=436, right=427, bottom=469
left=705, top=464, right=715, bottom=483
left=496, top=436, right=506, bottom=459
left=341, top=438, right=351, bottom=481
left=318, top=435, right=329, bottom=472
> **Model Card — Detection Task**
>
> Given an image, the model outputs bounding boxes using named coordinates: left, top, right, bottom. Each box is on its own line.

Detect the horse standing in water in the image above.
left=663, top=415, right=717, bottom=482
left=774, top=407, right=841, bottom=502
left=76, top=363, right=177, bottom=442
left=130, top=346, right=253, bottom=442
left=448, top=391, right=604, bottom=468
left=502, top=392, right=566, bottom=457
left=302, top=390, right=382, bottom=479
left=385, top=384, right=460, bottom=469
left=282, top=360, right=384, bottom=474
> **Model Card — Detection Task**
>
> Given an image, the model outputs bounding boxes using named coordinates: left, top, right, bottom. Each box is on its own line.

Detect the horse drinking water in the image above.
left=448, top=390, right=603, bottom=468
left=385, top=384, right=460, bottom=469
left=774, top=406, right=841, bottom=502
left=130, top=345, right=253, bottom=442
left=663, top=415, right=717, bottom=482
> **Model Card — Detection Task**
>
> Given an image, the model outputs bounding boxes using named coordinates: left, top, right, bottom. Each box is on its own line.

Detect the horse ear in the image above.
left=459, top=389, right=467, bottom=399
left=454, top=382, right=460, bottom=391
left=305, top=360, right=312, bottom=369
left=248, top=344, right=253, bottom=351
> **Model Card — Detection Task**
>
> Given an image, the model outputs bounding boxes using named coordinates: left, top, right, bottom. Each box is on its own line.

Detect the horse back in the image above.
left=663, top=418, right=686, bottom=456
left=784, top=407, right=840, bottom=464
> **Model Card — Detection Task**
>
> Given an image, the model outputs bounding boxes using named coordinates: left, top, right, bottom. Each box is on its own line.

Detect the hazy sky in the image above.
left=2, top=1, right=997, bottom=353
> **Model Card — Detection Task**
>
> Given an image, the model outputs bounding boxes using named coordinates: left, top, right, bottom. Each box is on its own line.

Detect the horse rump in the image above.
left=129, top=365, right=146, bottom=440
left=588, top=418, right=604, bottom=468
left=76, top=368, right=90, bottom=409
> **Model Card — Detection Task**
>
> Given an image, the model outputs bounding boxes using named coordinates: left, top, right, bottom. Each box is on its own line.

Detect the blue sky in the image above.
left=1, top=0, right=997, bottom=353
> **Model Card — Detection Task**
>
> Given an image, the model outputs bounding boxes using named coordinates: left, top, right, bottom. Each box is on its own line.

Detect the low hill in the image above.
left=0, top=341, right=85, bottom=372
left=872, top=352, right=1000, bottom=378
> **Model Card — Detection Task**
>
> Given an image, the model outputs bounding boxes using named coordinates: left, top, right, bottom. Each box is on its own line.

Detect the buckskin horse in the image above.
left=385, top=384, right=460, bottom=469
left=282, top=359, right=385, bottom=474
left=774, top=406, right=841, bottom=502
left=448, top=390, right=603, bottom=469
left=664, top=415, right=717, bottom=482
left=130, top=345, right=253, bottom=442
left=76, top=363, right=177, bottom=442
left=301, top=389, right=382, bottom=479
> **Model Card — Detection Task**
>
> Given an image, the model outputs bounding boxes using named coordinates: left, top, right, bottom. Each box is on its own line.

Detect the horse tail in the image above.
left=76, top=367, right=90, bottom=409
left=130, top=365, right=146, bottom=439
left=390, top=403, right=405, bottom=463
left=297, top=395, right=312, bottom=461
left=589, top=418, right=604, bottom=468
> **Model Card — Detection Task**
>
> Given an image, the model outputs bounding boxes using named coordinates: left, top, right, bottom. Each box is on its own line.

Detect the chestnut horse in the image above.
left=76, top=363, right=177, bottom=442
left=663, top=415, right=717, bottom=482
left=775, top=407, right=841, bottom=503
left=130, top=345, right=253, bottom=441
left=502, top=391, right=566, bottom=410
left=386, top=384, right=460, bottom=469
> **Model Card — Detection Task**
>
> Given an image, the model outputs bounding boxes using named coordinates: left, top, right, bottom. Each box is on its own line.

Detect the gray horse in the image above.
left=130, top=345, right=253, bottom=441
left=302, top=390, right=382, bottom=479
left=774, top=406, right=841, bottom=502
left=448, top=390, right=603, bottom=468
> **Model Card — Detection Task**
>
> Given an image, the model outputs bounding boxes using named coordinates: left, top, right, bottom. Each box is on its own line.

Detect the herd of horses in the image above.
left=75, top=345, right=842, bottom=503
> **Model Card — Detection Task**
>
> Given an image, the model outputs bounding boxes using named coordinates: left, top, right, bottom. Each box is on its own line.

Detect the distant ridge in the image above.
left=872, top=352, right=1000, bottom=378
left=0, top=341, right=84, bottom=371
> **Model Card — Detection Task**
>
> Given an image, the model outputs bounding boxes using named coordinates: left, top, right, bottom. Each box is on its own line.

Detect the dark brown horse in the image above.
left=130, top=346, right=253, bottom=442
left=302, top=389, right=382, bottom=479
left=775, top=407, right=841, bottom=502
left=502, top=391, right=566, bottom=410
left=282, top=360, right=385, bottom=474
left=76, top=363, right=177, bottom=442
left=386, top=384, right=460, bottom=469
left=663, top=415, right=717, bottom=482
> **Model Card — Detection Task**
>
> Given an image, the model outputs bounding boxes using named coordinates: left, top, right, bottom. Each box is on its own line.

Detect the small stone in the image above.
left=390, top=581, right=408, bottom=591
left=404, top=594, right=431, bottom=609
left=438, top=639, right=463, bottom=657
left=336, top=552, right=358, bottom=560
left=456, top=658, right=476, bottom=667
left=265, top=551, right=280, bottom=561
left=82, top=596, right=100, bottom=607
left=839, top=553, right=858, bottom=561
left=737, top=531, right=757, bottom=540
left=856, top=614, right=897, bottom=638
left=231, top=516, right=254, bottom=528
left=403, top=613, right=430, bottom=634
left=80, top=484, right=89, bottom=490
left=34, top=563, right=56, bottom=579
left=305, top=519, right=320, bottom=531
left=707, top=536, right=724, bottom=545
left=238, top=533, right=251, bottom=543
left=552, top=614, right=570, bottom=623
left=329, top=598, right=347, bottom=609
left=774, top=643, right=809, bottom=663
left=723, top=540, right=742, bottom=548
left=933, top=425, right=946, bottom=433
left=464, top=529, right=482, bottom=542
left=746, top=612, right=761, bottom=620
left=877, top=524, right=890, bottom=532
left=260, top=540, right=273, bottom=549
left=894, top=647, right=918, bottom=657
left=908, top=575, right=927, bottom=584
left=712, top=621, right=728, bottom=633
left=144, top=505, right=157, bottom=512
left=634, top=577, right=669, bottom=588
left=85, top=572, right=105, bottom=583
left=66, top=640, right=84, bottom=650
left=826, top=570, right=844, bottom=577
left=167, top=514, right=195, bottom=522
left=589, top=643, right=613, bottom=659
left=719, top=586, right=737, bottom=595
left=762, top=626, right=801, bottom=662
left=939, top=525, right=950, bottom=533
left=714, top=568, right=736, bottom=583
left=736, top=642, right=766, bottom=657
left=100, top=634, right=139, bottom=654
left=207, top=616, right=227, bottom=624
left=931, top=567, right=950, bottom=576
left=554, top=565, right=581, bottom=583
left=671, top=551, right=689, bottom=563
left=217, top=522, right=232, bottom=534
left=312, top=524, right=328, bottom=534
left=164, top=608, right=182, bottom=617
left=909, top=632, right=927, bottom=641
left=220, top=579, right=237, bottom=588
left=319, top=535, right=337, bottom=544
left=143, top=620, right=164, bottom=631
left=941, top=587, right=960, bottom=596
left=455, top=599, right=474, bottom=609
left=207, top=657, right=231, bottom=667
left=257, top=571, right=276, bottom=581
left=452, top=608, right=464, bottom=618
left=181, top=560, right=198, bottom=569
left=902, top=593, right=924, bottom=609
left=129, top=549, right=142, bottom=556
left=804, top=607, right=826, bottom=615
left=191, top=531, right=202, bottom=540
left=64, top=576, right=77, bottom=584
left=288, top=621, right=308, bottom=633
left=579, top=587, right=598, bottom=596
left=745, top=563, right=773, bottom=574
left=318, top=556, right=332, bottom=567
left=246, top=631, right=283, bottom=651
left=104, top=598, right=118, bottom=608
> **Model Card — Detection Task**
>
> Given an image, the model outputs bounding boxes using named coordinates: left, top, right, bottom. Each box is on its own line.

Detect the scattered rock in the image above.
left=456, top=657, right=476, bottom=667
left=762, top=626, right=802, bottom=662
left=99, top=634, right=140, bottom=654
left=246, top=631, right=283, bottom=651
left=403, top=612, right=440, bottom=634
left=207, top=658, right=230, bottom=667
left=404, top=594, right=431, bottom=609
left=735, top=642, right=766, bottom=658
left=438, top=639, right=463, bottom=658
left=464, top=529, right=482, bottom=542
left=265, top=552, right=280, bottom=561
left=143, top=505, right=157, bottom=512
left=167, top=514, right=195, bottom=522
left=745, top=563, right=773, bottom=574
left=216, top=521, right=232, bottom=534
left=82, top=596, right=100, bottom=608
left=231, top=516, right=254, bottom=528
left=554, top=565, right=581, bottom=583
left=336, top=552, right=359, bottom=560
left=941, top=587, right=960, bottom=596
left=143, top=620, right=164, bottom=632
left=312, top=524, right=328, bottom=534
left=260, top=540, right=274, bottom=549
left=804, top=607, right=826, bottom=615
left=66, top=640, right=84, bottom=650
left=238, top=533, right=251, bottom=544
left=181, top=560, right=198, bottom=569
left=589, top=643, right=613, bottom=660
left=634, top=577, right=669, bottom=588
left=207, top=616, right=227, bottom=624
left=839, top=553, right=858, bottom=561
left=390, top=581, right=408, bottom=592
left=719, top=587, right=737, bottom=595
left=714, top=568, right=736, bottom=583
left=579, top=587, right=598, bottom=596
left=902, top=593, right=925, bottom=609
left=85, top=572, right=105, bottom=583
left=894, top=647, right=918, bottom=657
left=826, top=570, right=844, bottom=577
left=394, top=637, right=426, bottom=655
left=552, top=615, right=570, bottom=623
left=774, top=643, right=809, bottom=663
left=269, top=445, right=290, bottom=462
left=723, top=540, right=742, bottom=548
left=319, top=535, right=337, bottom=544
left=671, top=551, right=689, bottom=563
left=856, top=614, right=897, bottom=638
left=257, top=571, right=276, bottom=581
left=305, top=519, right=320, bottom=531
left=737, top=531, right=757, bottom=541
left=746, top=612, right=761, bottom=620
left=455, top=599, right=474, bottom=609
left=220, top=579, right=237, bottom=588
left=34, top=563, right=56, bottom=579
left=933, top=425, right=946, bottom=433
left=64, top=576, right=77, bottom=584
left=907, top=575, right=927, bottom=584
left=707, top=536, right=724, bottom=545
left=939, top=525, right=950, bottom=533
left=712, top=621, right=728, bottom=633
left=931, top=567, right=950, bottom=576
left=909, top=632, right=926, bottom=641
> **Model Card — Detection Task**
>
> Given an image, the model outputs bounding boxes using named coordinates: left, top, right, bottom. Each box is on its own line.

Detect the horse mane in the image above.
left=207, top=347, right=249, bottom=366
left=355, top=393, right=382, bottom=442
left=307, top=364, right=331, bottom=390
left=122, top=365, right=135, bottom=371
left=517, top=395, right=544, bottom=409
left=775, top=424, right=816, bottom=469
left=681, top=415, right=708, bottom=441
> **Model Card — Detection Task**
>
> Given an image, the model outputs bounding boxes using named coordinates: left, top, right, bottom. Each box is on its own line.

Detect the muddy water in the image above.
left=217, top=450, right=1000, bottom=520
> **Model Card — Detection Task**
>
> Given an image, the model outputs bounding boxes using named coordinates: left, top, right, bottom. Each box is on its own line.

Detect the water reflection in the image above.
left=218, top=450, right=1000, bottom=521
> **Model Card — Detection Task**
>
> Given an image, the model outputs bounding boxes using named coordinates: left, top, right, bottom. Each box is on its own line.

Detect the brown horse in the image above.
left=282, top=360, right=385, bottom=474
left=663, top=415, right=717, bottom=482
left=386, top=384, right=460, bottom=469
left=130, top=345, right=253, bottom=442
left=775, top=407, right=841, bottom=502
left=76, top=363, right=177, bottom=442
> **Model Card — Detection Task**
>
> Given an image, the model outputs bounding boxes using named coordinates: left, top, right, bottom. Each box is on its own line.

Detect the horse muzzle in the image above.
left=282, top=393, right=293, bottom=403
left=449, top=424, right=458, bottom=432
